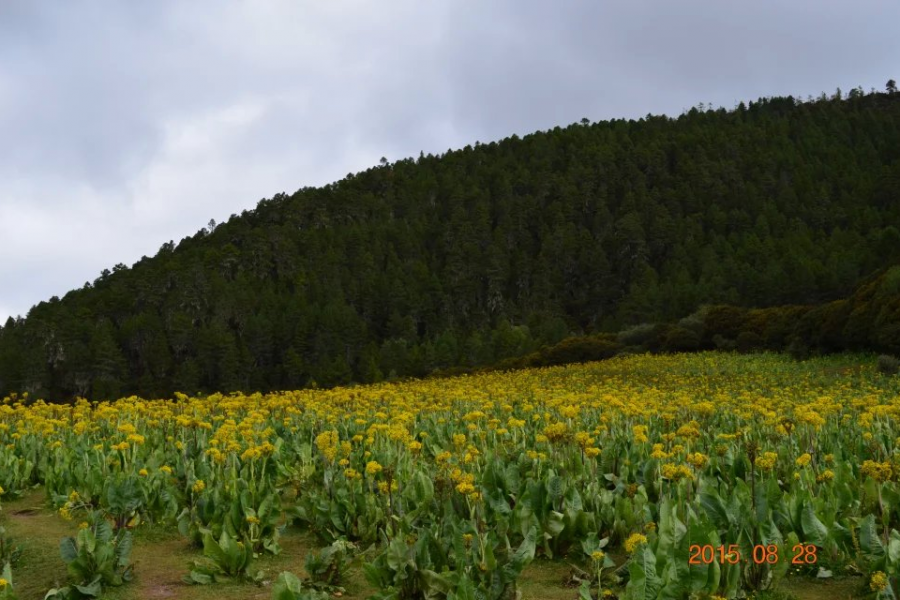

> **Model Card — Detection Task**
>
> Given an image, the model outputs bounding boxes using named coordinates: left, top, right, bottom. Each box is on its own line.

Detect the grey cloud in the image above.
left=1, top=0, right=898, bottom=321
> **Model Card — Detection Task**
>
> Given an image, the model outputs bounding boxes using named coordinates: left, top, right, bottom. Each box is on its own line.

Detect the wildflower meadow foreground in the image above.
left=1, top=352, right=899, bottom=599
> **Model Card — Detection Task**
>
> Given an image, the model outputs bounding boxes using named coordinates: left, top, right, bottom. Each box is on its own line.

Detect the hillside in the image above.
left=2, top=90, right=900, bottom=400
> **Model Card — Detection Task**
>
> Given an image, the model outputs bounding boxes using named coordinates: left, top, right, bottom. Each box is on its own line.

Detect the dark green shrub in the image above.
left=711, top=335, right=736, bottom=351
left=616, top=324, right=658, bottom=347
left=735, top=331, right=763, bottom=353
left=702, top=305, right=748, bottom=343
left=662, top=326, right=700, bottom=352
left=530, top=335, right=622, bottom=367
left=877, top=354, right=900, bottom=376
left=786, top=336, right=810, bottom=361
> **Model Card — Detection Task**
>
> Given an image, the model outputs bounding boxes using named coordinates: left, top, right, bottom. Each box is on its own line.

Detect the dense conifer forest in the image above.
left=2, top=88, right=899, bottom=400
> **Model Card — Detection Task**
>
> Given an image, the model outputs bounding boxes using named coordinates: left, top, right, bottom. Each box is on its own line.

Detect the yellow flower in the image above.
left=632, top=425, right=650, bottom=444
left=661, top=463, right=693, bottom=481
left=0, top=578, right=7, bottom=588
left=624, top=533, right=648, bottom=554
left=246, top=515, right=260, bottom=525
left=79, top=521, right=89, bottom=529
left=160, top=465, right=173, bottom=474
left=365, top=461, right=383, bottom=476
left=686, top=452, right=708, bottom=469
left=591, top=550, right=606, bottom=562
left=138, top=468, right=149, bottom=476
left=871, top=571, right=889, bottom=591
left=456, top=481, right=476, bottom=495
left=816, top=469, right=835, bottom=483
left=861, top=460, right=893, bottom=482
left=650, top=443, right=669, bottom=459
left=192, top=479, right=206, bottom=493
left=755, top=452, right=778, bottom=471
left=315, top=430, right=340, bottom=462
left=795, top=453, right=811, bottom=467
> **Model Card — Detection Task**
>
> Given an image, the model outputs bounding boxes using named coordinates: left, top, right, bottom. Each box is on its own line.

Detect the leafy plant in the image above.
left=0, top=528, right=21, bottom=569
left=184, top=528, right=262, bottom=584
left=271, top=572, right=330, bottom=600
left=44, top=514, right=133, bottom=599
left=0, top=562, right=17, bottom=600
left=877, top=354, right=900, bottom=376
left=303, top=539, right=356, bottom=591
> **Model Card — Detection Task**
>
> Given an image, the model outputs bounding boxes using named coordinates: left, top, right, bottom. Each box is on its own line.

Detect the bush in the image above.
left=877, top=354, right=900, bottom=376
left=786, top=336, right=810, bottom=361
left=702, top=305, right=748, bottom=342
left=616, top=324, right=658, bottom=348
left=735, top=331, right=763, bottom=353
left=677, top=308, right=708, bottom=336
left=711, top=335, right=736, bottom=352
left=662, top=326, right=701, bottom=352
left=531, top=336, right=622, bottom=367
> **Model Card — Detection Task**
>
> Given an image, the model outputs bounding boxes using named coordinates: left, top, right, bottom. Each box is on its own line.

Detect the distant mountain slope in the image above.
left=2, top=90, right=900, bottom=399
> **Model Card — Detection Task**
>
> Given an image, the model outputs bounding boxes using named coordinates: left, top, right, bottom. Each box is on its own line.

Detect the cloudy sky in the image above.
left=1, top=1, right=897, bottom=322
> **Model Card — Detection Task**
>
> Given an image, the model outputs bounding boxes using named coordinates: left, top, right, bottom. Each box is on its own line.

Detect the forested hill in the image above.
left=2, top=90, right=900, bottom=400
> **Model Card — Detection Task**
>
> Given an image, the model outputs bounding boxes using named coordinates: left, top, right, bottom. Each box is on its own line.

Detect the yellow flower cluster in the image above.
left=861, top=460, right=893, bottom=482
left=870, top=571, right=889, bottom=591
left=661, top=463, right=692, bottom=481
left=755, top=452, right=778, bottom=471
left=624, top=533, right=648, bottom=553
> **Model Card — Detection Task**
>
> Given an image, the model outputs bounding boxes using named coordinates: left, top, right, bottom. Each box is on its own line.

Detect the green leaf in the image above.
left=114, top=531, right=133, bottom=569
left=504, top=526, right=537, bottom=580
left=888, top=530, right=900, bottom=564
left=272, top=571, right=304, bottom=600
left=546, top=511, right=565, bottom=536
left=185, top=570, right=214, bottom=585
left=200, top=529, right=230, bottom=571
left=801, top=503, right=828, bottom=547
left=74, top=575, right=103, bottom=597
left=43, top=587, right=71, bottom=600
left=625, top=545, right=661, bottom=600
left=859, top=515, right=885, bottom=559
left=59, top=537, right=78, bottom=563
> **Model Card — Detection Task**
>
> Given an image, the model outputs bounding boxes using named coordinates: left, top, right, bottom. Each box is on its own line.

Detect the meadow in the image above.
left=1, top=352, right=898, bottom=600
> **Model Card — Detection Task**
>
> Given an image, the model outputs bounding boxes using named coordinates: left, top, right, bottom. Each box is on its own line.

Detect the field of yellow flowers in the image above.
left=1, top=352, right=899, bottom=600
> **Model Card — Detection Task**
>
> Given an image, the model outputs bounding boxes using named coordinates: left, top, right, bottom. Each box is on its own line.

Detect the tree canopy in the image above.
left=2, top=89, right=899, bottom=400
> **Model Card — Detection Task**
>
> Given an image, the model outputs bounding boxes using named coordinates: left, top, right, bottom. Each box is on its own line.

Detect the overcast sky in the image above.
left=1, top=1, right=897, bottom=322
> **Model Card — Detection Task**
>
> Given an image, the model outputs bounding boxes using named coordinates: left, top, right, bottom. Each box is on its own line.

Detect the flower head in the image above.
left=624, top=533, right=648, bottom=554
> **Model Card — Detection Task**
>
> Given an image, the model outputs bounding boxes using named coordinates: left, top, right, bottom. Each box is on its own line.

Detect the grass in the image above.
left=1, top=488, right=74, bottom=599
left=0, top=487, right=869, bottom=600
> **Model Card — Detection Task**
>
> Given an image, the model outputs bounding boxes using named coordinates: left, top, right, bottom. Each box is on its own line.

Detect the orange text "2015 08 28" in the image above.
left=688, top=544, right=818, bottom=565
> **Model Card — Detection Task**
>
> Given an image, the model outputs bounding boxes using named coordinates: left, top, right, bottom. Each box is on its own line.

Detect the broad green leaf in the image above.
left=801, top=503, right=828, bottom=547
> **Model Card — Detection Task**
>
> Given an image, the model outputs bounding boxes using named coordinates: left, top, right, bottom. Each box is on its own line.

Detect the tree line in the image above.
left=1, top=86, right=899, bottom=400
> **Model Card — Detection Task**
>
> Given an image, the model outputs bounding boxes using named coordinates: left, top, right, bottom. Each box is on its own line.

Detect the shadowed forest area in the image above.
left=2, top=88, right=900, bottom=400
